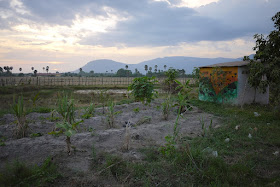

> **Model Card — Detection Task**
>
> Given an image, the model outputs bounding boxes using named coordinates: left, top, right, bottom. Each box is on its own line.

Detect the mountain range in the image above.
left=74, top=55, right=254, bottom=74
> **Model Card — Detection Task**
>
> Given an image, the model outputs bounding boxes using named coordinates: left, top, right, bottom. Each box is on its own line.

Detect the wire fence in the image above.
left=0, top=77, right=195, bottom=87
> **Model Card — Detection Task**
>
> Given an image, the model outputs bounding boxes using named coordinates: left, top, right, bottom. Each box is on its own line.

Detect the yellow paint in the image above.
left=200, top=67, right=238, bottom=95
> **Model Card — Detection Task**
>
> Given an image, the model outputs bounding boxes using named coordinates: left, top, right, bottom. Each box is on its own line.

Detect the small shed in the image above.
left=199, top=61, right=269, bottom=105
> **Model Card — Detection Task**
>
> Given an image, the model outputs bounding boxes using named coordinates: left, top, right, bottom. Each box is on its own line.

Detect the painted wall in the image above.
left=199, top=67, right=238, bottom=104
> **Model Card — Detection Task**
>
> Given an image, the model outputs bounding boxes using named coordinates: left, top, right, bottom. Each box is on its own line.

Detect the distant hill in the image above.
left=74, top=55, right=254, bottom=74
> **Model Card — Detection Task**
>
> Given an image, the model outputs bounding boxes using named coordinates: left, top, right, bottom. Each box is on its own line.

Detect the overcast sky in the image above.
left=0, top=0, right=279, bottom=73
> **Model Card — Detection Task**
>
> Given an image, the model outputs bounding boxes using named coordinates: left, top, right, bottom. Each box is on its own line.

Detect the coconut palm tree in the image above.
left=164, top=65, right=167, bottom=71
left=31, top=67, right=34, bottom=71
left=19, top=68, right=22, bottom=72
left=46, top=66, right=49, bottom=74
left=154, top=65, right=158, bottom=73
left=144, top=65, right=148, bottom=75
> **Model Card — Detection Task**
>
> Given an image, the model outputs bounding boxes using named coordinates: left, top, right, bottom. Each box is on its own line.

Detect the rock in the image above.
left=273, top=151, right=279, bottom=156
left=235, top=125, right=240, bottom=130
left=214, top=125, right=221, bottom=129
left=248, top=133, right=252, bottom=139
left=254, top=112, right=260, bottom=117
left=212, top=151, right=218, bottom=157
left=225, top=138, right=230, bottom=143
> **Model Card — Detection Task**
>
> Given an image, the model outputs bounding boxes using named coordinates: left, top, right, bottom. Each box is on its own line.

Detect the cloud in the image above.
left=79, top=0, right=280, bottom=46
left=1, top=0, right=279, bottom=47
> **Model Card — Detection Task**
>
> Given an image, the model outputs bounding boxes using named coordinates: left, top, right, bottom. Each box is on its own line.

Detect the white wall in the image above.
left=237, top=67, right=269, bottom=105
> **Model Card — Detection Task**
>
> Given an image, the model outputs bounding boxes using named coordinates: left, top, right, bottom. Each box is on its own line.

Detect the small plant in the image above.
left=47, top=109, right=60, bottom=122
left=128, top=76, right=157, bottom=104
left=105, top=100, right=121, bottom=128
left=30, top=91, right=40, bottom=107
left=49, top=93, right=82, bottom=155
left=133, top=107, right=140, bottom=113
left=159, top=135, right=176, bottom=159
left=174, top=92, right=192, bottom=114
left=0, top=137, right=6, bottom=146
left=200, top=117, right=213, bottom=137
left=11, top=96, right=28, bottom=138
left=30, top=133, right=42, bottom=138
left=161, top=95, right=172, bottom=120
left=98, top=90, right=110, bottom=114
left=82, top=103, right=95, bottom=119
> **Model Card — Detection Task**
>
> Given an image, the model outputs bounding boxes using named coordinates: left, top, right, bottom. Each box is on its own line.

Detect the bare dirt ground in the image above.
left=0, top=99, right=221, bottom=185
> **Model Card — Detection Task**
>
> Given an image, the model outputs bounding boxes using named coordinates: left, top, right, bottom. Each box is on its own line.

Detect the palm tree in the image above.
left=34, top=70, right=37, bottom=77
left=43, top=67, right=45, bottom=72
left=154, top=65, right=158, bottom=73
left=149, top=67, right=152, bottom=72
left=46, top=66, right=49, bottom=74
left=125, top=65, right=129, bottom=78
left=79, top=68, right=82, bottom=72
left=10, top=66, right=13, bottom=71
left=0, top=67, right=3, bottom=73
left=19, top=68, right=22, bottom=72
left=164, top=65, right=167, bottom=71
left=144, top=65, right=148, bottom=75
left=31, top=67, right=34, bottom=71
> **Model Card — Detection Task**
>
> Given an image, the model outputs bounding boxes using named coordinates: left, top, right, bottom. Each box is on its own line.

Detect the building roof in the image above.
left=200, top=61, right=249, bottom=68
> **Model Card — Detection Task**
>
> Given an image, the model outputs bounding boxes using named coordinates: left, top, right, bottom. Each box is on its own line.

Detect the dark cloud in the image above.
left=1, top=0, right=280, bottom=46
left=79, top=0, right=280, bottom=46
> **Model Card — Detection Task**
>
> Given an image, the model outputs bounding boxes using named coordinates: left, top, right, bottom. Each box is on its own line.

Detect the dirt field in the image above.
left=0, top=99, right=220, bottom=185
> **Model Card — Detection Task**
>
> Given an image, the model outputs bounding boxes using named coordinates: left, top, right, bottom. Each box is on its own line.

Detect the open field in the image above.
left=0, top=77, right=195, bottom=87
left=0, top=85, right=279, bottom=186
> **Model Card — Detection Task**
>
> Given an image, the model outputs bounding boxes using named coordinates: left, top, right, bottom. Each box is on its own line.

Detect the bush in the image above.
left=162, top=68, right=179, bottom=94
left=128, top=76, right=157, bottom=104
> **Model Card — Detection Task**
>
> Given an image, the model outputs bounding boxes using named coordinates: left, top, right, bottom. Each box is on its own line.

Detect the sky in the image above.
left=0, top=0, right=279, bottom=73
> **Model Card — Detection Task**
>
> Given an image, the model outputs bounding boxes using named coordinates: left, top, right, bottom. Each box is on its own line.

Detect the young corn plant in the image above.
left=49, top=93, right=82, bottom=155
left=98, top=90, right=109, bottom=114
left=161, top=95, right=172, bottom=120
left=105, top=101, right=121, bottom=128
left=11, top=96, right=28, bottom=138
left=173, top=80, right=193, bottom=114
left=82, top=102, right=95, bottom=119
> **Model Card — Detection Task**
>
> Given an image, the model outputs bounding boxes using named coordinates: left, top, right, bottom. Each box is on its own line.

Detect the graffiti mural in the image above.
left=199, top=67, right=238, bottom=103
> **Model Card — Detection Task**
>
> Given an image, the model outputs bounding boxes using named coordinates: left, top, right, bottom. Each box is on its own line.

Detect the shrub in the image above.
left=163, top=68, right=179, bottom=94
left=128, top=76, right=157, bottom=104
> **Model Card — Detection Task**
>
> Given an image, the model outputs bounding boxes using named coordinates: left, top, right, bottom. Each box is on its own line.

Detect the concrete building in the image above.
left=199, top=61, right=269, bottom=105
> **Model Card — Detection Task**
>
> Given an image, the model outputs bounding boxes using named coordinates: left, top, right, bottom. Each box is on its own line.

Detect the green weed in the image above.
left=0, top=157, right=60, bottom=186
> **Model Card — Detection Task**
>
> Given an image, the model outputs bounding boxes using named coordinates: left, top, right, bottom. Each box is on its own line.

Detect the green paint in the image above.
left=199, top=77, right=238, bottom=104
